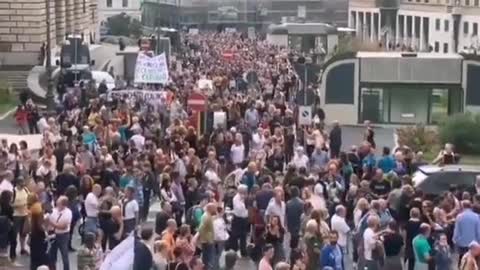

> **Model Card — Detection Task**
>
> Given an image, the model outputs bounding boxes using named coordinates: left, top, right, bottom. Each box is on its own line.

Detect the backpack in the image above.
left=185, top=205, right=202, bottom=229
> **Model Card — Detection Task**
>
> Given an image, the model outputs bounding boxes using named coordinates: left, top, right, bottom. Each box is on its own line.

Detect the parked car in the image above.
left=413, top=165, right=480, bottom=195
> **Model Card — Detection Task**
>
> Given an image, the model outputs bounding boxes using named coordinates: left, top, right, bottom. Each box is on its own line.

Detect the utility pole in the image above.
left=45, top=0, right=55, bottom=111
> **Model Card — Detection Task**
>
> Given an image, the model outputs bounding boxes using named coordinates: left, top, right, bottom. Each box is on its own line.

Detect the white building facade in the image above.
left=349, top=0, right=480, bottom=53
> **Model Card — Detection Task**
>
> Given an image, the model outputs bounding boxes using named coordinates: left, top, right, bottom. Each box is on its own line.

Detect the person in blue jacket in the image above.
left=377, top=147, right=395, bottom=174
left=321, top=230, right=344, bottom=270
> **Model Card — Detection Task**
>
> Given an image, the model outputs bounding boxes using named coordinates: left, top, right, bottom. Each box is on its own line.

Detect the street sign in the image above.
left=188, top=92, right=207, bottom=112
left=295, top=89, right=316, bottom=106
left=298, top=106, right=312, bottom=126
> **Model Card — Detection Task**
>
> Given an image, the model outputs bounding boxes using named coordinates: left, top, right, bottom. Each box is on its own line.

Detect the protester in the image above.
left=320, top=230, right=344, bottom=270
left=48, top=196, right=72, bottom=270
left=412, top=223, right=432, bottom=270
left=0, top=30, right=478, bottom=270
left=460, top=241, right=480, bottom=270
left=77, top=232, right=97, bottom=270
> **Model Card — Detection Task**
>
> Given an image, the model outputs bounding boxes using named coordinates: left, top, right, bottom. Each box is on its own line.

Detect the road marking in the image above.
left=0, top=107, right=16, bottom=120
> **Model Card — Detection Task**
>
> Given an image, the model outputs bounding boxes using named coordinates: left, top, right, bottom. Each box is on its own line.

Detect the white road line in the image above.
left=0, top=107, right=16, bottom=120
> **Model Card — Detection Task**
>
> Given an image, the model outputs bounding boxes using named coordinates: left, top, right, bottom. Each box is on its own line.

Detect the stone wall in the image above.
left=0, top=0, right=98, bottom=65
left=0, top=0, right=51, bottom=54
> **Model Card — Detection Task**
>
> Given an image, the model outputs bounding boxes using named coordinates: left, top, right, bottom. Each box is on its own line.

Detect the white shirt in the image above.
left=314, top=182, right=324, bottom=196
left=160, top=189, right=177, bottom=203
left=363, top=227, right=377, bottom=260
left=331, top=214, right=350, bottom=247
left=232, top=193, right=248, bottom=218
left=37, top=117, right=49, bottom=133
left=292, top=154, right=309, bottom=170
left=130, top=134, right=145, bottom=150
left=84, top=192, right=99, bottom=217
left=353, top=209, right=364, bottom=228
left=0, top=179, right=13, bottom=194
left=230, top=144, right=245, bottom=165
left=49, top=207, right=73, bottom=234
left=251, top=133, right=265, bottom=150
left=123, top=199, right=139, bottom=220
left=205, top=169, right=221, bottom=184
left=213, top=216, right=229, bottom=242
left=265, top=199, right=286, bottom=228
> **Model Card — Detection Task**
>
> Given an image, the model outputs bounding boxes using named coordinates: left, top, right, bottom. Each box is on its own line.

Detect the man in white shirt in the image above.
left=230, top=134, right=245, bottom=167
left=363, top=214, right=380, bottom=270
left=265, top=187, right=286, bottom=228
left=48, top=196, right=73, bottom=270
left=84, top=184, right=102, bottom=234
left=291, top=146, right=309, bottom=170
left=123, top=186, right=139, bottom=235
left=130, top=128, right=145, bottom=150
left=231, top=185, right=249, bottom=256
left=331, top=205, right=350, bottom=253
left=251, top=128, right=265, bottom=150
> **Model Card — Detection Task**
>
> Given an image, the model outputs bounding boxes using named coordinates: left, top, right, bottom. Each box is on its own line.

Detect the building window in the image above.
left=476, top=0, right=479, bottom=6
left=83, top=0, right=86, bottom=13
left=435, top=41, right=440, bottom=52
left=464, top=22, right=469, bottom=34
left=106, top=0, right=112, bottom=7
left=435, top=19, right=441, bottom=30
left=474, top=23, right=478, bottom=35
left=466, top=0, right=470, bottom=5
left=122, top=0, right=128, bottom=7
left=443, top=43, right=449, bottom=53
left=444, top=20, right=449, bottom=32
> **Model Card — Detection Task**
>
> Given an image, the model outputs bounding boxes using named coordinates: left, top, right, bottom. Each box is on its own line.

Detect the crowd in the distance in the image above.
left=1, top=30, right=480, bottom=270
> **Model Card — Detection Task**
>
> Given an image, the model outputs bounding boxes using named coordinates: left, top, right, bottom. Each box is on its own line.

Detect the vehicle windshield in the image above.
left=413, top=170, right=428, bottom=187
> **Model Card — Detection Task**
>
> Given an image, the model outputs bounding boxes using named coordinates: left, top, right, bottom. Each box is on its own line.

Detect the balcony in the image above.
left=375, top=0, right=399, bottom=9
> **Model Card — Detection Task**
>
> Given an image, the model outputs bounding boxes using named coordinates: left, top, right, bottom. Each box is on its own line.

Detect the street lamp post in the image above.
left=45, top=0, right=55, bottom=111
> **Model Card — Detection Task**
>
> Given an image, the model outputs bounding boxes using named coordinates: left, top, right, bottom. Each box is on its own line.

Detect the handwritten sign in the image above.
left=134, top=53, right=169, bottom=84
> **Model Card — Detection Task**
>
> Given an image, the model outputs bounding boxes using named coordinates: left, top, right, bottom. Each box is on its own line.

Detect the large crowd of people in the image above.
left=1, top=30, right=479, bottom=270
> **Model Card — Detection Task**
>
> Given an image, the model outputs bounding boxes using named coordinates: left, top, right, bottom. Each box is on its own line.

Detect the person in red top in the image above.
left=14, top=105, right=28, bottom=134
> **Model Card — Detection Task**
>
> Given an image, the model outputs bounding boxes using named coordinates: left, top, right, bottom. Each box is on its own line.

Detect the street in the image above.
left=10, top=126, right=394, bottom=269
